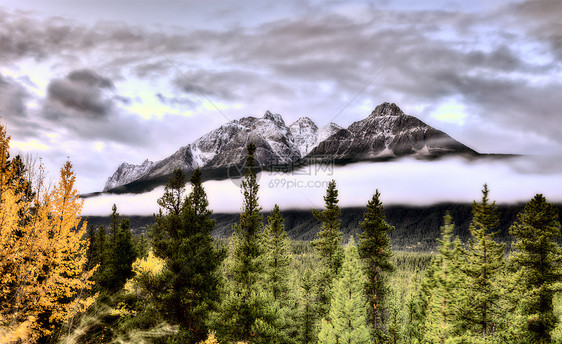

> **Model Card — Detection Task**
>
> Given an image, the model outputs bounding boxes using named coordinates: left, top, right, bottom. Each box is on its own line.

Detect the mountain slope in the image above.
left=102, top=102, right=478, bottom=193
left=307, top=102, right=477, bottom=162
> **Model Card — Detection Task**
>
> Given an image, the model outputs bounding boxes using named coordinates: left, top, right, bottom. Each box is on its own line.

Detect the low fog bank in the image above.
left=82, top=156, right=562, bottom=216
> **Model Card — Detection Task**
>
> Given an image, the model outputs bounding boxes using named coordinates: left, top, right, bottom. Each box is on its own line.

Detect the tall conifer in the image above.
left=151, top=168, right=223, bottom=343
left=218, top=143, right=277, bottom=343
left=509, top=194, right=562, bottom=343
left=312, top=180, right=344, bottom=316
left=263, top=204, right=291, bottom=302
left=318, top=238, right=371, bottom=344
left=461, top=184, right=506, bottom=338
left=423, top=213, right=464, bottom=343
left=357, top=190, right=395, bottom=341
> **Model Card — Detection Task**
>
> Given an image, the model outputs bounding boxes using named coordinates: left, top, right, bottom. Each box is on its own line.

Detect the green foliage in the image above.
left=318, top=239, right=371, bottom=344
left=136, top=233, right=150, bottom=259
left=357, top=190, right=395, bottom=341
left=262, top=204, right=299, bottom=344
left=294, top=268, right=320, bottom=344
left=509, top=194, right=562, bottom=343
left=422, top=213, right=465, bottom=343
left=312, top=179, right=344, bottom=316
left=92, top=205, right=138, bottom=294
left=460, top=184, right=506, bottom=339
left=217, top=143, right=279, bottom=343
left=150, top=168, right=223, bottom=343
left=263, top=204, right=291, bottom=301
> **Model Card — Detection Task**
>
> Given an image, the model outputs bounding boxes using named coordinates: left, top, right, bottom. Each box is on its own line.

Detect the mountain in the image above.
left=289, top=117, right=343, bottom=157
left=307, top=102, right=476, bottom=162
left=102, top=102, right=478, bottom=193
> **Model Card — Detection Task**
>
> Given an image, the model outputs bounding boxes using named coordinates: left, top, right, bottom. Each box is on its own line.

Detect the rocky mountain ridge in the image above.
left=103, top=102, right=477, bottom=192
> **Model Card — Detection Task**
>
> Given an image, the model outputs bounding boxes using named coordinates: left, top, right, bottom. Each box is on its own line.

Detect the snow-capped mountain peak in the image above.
left=370, top=102, right=405, bottom=117
left=103, top=103, right=478, bottom=192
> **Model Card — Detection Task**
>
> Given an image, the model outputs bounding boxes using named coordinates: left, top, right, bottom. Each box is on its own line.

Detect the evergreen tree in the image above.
left=509, top=194, right=562, bottom=343
left=460, top=184, right=506, bottom=339
left=312, top=179, right=344, bottom=316
left=218, top=143, right=277, bottom=343
left=136, top=234, right=149, bottom=259
left=262, top=204, right=299, bottom=344
left=85, top=223, right=98, bottom=271
left=295, top=268, right=319, bottom=344
left=94, top=205, right=137, bottom=294
left=96, top=225, right=107, bottom=273
left=263, top=204, right=291, bottom=301
left=407, top=260, right=438, bottom=344
left=151, top=168, right=223, bottom=343
left=111, top=217, right=137, bottom=288
left=423, top=213, right=464, bottom=343
left=357, top=190, right=395, bottom=342
left=318, top=238, right=371, bottom=344
left=110, top=203, right=119, bottom=240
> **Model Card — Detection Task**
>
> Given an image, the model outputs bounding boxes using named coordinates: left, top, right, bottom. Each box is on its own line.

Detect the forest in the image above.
left=1, top=124, right=562, bottom=344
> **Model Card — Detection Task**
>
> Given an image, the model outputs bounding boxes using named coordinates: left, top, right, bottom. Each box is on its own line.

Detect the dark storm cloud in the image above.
left=47, top=69, right=114, bottom=117
left=67, top=69, right=114, bottom=88
left=0, top=74, right=46, bottom=141
left=0, top=74, right=29, bottom=119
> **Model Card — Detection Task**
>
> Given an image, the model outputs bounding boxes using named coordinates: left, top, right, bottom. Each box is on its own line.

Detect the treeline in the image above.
left=85, top=204, right=562, bottom=252
left=1, top=126, right=562, bottom=344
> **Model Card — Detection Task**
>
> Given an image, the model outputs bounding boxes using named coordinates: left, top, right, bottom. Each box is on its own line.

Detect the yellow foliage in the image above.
left=123, top=249, right=165, bottom=294
left=0, top=124, right=95, bottom=342
left=197, top=332, right=219, bottom=344
left=132, top=249, right=165, bottom=276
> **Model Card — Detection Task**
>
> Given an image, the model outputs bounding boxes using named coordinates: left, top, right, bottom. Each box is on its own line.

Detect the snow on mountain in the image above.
left=103, top=103, right=477, bottom=192
left=308, top=102, right=476, bottom=161
left=104, top=111, right=303, bottom=190
left=289, top=118, right=342, bottom=157
left=316, top=122, right=343, bottom=147
left=104, top=159, right=154, bottom=191
left=289, top=117, right=318, bottom=157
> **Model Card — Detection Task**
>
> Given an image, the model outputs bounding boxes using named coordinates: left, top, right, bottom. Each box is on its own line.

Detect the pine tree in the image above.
left=218, top=143, right=277, bottom=343
left=136, top=234, right=149, bottom=259
left=85, top=223, right=98, bottom=271
left=460, top=184, right=506, bottom=339
left=318, top=238, right=371, bottom=344
left=408, top=259, right=438, bottom=344
left=95, top=205, right=137, bottom=294
left=509, top=194, right=562, bottom=343
left=357, top=190, right=395, bottom=342
left=263, top=204, right=291, bottom=301
left=262, top=204, right=298, bottom=344
left=423, top=213, right=464, bottom=343
left=151, top=168, right=223, bottom=343
left=312, top=179, right=344, bottom=317
left=93, top=225, right=107, bottom=282
left=112, top=217, right=137, bottom=288
left=295, top=268, right=319, bottom=344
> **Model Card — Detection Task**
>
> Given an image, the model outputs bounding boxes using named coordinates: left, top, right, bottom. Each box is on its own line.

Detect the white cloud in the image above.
left=81, top=157, right=562, bottom=216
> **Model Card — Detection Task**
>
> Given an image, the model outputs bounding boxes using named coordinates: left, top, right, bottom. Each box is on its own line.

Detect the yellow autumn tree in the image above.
left=0, top=124, right=95, bottom=343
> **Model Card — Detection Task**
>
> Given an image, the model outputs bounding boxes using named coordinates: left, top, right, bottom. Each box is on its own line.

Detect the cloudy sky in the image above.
left=1, top=0, right=561, bottom=213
